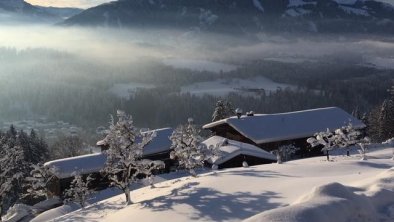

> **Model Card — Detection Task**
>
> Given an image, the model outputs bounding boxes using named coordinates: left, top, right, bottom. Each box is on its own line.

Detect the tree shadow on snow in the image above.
left=214, top=169, right=298, bottom=178
left=355, top=161, right=393, bottom=169
left=143, top=182, right=283, bottom=221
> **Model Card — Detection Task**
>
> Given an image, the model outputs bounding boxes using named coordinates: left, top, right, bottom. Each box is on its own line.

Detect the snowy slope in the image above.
left=181, top=77, right=293, bottom=97
left=48, top=147, right=394, bottom=222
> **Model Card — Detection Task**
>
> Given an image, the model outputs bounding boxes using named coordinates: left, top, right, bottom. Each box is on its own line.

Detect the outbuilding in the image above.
left=203, top=136, right=276, bottom=169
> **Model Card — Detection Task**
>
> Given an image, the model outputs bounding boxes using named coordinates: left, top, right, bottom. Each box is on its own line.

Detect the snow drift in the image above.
left=244, top=167, right=394, bottom=222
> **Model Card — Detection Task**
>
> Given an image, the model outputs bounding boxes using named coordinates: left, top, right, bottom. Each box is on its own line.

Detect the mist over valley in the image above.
left=0, top=0, right=393, bottom=142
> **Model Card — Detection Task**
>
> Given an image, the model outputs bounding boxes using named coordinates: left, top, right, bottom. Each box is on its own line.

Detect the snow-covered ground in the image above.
left=181, top=77, right=294, bottom=97
left=162, top=58, right=237, bottom=73
left=45, top=147, right=393, bottom=222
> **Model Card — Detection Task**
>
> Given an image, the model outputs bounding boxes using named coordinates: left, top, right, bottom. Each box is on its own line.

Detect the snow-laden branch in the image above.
left=101, top=110, right=165, bottom=204
left=170, top=120, right=218, bottom=177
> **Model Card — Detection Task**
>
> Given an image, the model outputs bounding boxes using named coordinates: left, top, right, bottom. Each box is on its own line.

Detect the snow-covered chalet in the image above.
left=45, top=128, right=174, bottom=196
left=203, top=107, right=366, bottom=155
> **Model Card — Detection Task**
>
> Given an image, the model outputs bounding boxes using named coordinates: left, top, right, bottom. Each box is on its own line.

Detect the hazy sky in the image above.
left=24, top=0, right=394, bottom=9
left=26, top=0, right=112, bottom=8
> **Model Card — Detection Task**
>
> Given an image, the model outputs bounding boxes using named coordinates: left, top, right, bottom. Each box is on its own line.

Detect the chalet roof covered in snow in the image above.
left=203, top=136, right=276, bottom=165
left=47, top=128, right=174, bottom=179
left=203, top=107, right=365, bottom=144
left=142, top=127, right=173, bottom=156
left=44, top=153, right=107, bottom=179
left=96, top=127, right=173, bottom=156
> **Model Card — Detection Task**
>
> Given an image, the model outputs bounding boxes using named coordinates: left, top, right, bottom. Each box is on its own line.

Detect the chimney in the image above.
left=246, top=111, right=254, bottom=117
left=235, top=108, right=243, bottom=119
left=188, top=117, right=194, bottom=125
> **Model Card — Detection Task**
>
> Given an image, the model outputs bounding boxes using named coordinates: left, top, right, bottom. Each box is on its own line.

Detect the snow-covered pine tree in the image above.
left=50, top=135, right=86, bottom=160
left=1, top=127, right=49, bottom=165
left=0, top=144, right=30, bottom=217
left=378, top=99, right=394, bottom=141
left=14, top=129, right=48, bottom=166
left=307, top=129, right=337, bottom=161
left=212, top=100, right=235, bottom=122
left=63, top=174, right=94, bottom=208
left=29, top=129, right=50, bottom=163
left=26, top=164, right=57, bottom=199
left=382, top=138, right=394, bottom=160
left=170, top=118, right=209, bottom=177
left=101, top=110, right=164, bottom=204
left=366, top=107, right=381, bottom=142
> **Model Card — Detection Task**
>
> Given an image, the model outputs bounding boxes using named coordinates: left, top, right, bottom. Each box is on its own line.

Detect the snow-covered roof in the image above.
left=96, top=127, right=173, bottom=156
left=44, top=153, right=107, bottom=179
left=203, top=107, right=365, bottom=144
left=47, top=128, right=174, bottom=179
left=142, top=128, right=173, bottom=156
left=203, top=136, right=276, bottom=165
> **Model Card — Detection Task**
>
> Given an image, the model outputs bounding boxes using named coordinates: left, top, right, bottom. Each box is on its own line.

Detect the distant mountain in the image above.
left=0, top=0, right=82, bottom=23
left=62, top=0, right=394, bottom=34
left=37, top=6, right=82, bottom=19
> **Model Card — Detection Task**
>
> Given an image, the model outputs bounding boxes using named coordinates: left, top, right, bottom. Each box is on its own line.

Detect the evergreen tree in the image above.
left=378, top=99, right=394, bottom=141
left=26, top=164, right=56, bottom=200
left=29, top=130, right=49, bottom=163
left=212, top=100, right=235, bottom=122
left=170, top=118, right=210, bottom=177
left=367, top=107, right=380, bottom=141
left=50, top=135, right=86, bottom=160
left=0, top=126, right=51, bottom=216
left=64, top=175, right=94, bottom=208
left=0, top=145, right=30, bottom=217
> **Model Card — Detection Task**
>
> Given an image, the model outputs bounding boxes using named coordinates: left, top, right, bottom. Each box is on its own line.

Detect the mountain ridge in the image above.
left=0, top=0, right=82, bottom=23
left=61, top=0, right=394, bottom=34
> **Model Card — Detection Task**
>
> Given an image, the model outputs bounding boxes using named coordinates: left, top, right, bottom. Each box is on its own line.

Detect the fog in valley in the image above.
left=1, top=23, right=394, bottom=142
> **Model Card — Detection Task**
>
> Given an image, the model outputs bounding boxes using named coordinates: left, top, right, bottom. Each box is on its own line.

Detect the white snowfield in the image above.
left=48, top=147, right=394, bottom=222
left=180, top=77, right=293, bottom=97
